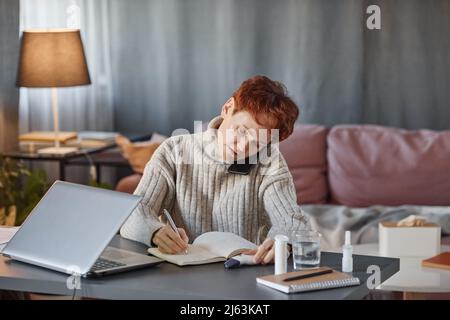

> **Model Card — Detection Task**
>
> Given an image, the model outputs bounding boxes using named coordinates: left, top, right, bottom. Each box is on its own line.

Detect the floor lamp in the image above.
left=16, top=29, right=91, bottom=155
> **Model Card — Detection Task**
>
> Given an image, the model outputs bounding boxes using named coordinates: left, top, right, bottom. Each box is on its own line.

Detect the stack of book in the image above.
left=422, top=252, right=450, bottom=270
left=18, top=131, right=119, bottom=153
left=19, top=131, right=78, bottom=153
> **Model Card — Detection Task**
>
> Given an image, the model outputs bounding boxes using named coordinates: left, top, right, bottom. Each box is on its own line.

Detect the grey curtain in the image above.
left=108, top=0, right=450, bottom=136
left=5, top=0, right=450, bottom=150
left=0, top=0, right=19, bottom=152
left=20, top=0, right=114, bottom=135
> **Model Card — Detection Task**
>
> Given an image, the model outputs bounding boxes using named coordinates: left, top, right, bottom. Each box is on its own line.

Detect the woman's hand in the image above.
left=243, top=238, right=275, bottom=265
left=152, top=225, right=189, bottom=254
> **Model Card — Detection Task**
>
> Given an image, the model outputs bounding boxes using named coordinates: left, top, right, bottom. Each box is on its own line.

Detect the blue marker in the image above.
left=224, top=254, right=256, bottom=269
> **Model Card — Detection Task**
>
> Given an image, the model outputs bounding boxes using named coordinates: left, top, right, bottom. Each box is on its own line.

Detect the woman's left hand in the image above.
left=243, top=238, right=275, bottom=265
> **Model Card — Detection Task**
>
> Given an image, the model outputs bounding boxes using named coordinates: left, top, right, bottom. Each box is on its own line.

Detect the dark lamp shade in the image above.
left=16, top=29, right=91, bottom=88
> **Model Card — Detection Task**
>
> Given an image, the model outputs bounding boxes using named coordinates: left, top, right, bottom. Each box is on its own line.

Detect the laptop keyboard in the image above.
left=90, top=258, right=126, bottom=272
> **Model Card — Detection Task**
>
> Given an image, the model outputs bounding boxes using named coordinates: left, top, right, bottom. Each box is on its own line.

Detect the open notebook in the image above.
left=147, top=231, right=257, bottom=266
left=256, top=267, right=360, bottom=293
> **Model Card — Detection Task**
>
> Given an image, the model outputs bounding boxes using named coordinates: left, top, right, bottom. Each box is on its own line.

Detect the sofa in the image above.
left=116, top=124, right=450, bottom=245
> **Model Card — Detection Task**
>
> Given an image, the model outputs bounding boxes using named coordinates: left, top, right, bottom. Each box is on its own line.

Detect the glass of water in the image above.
left=292, top=230, right=321, bottom=270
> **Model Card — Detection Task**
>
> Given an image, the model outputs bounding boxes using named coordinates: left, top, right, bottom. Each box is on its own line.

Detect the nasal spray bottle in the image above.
left=342, top=231, right=353, bottom=273
left=274, top=234, right=289, bottom=275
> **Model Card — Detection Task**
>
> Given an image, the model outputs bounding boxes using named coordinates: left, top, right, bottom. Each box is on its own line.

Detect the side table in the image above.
left=330, top=243, right=450, bottom=299
left=2, top=133, right=152, bottom=183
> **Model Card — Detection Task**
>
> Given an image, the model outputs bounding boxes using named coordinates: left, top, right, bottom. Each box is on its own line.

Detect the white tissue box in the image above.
left=379, top=222, right=441, bottom=257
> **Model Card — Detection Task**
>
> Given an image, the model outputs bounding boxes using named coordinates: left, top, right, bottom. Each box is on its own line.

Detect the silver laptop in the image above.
left=2, top=180, right=162, bottom=277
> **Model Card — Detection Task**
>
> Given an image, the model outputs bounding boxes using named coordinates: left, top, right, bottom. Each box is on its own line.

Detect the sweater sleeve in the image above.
left=259, top=149, right=311, bottom=240
left=262, top=176, right=311, bottom=240
left=119, top=139, right=176, bottom=246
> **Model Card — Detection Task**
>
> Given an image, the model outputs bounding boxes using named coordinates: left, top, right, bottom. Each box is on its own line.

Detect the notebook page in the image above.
left=148, top=244, right=225, bottom=266
left=193, top=232, right=257, bottom=258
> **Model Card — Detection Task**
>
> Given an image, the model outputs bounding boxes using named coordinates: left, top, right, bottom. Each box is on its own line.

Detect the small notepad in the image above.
left=256, top=267, right=360, bottom=293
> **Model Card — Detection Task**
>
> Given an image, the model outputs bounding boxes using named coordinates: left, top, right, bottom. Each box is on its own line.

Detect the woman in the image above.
left=120, top=75, right=310, bottom=264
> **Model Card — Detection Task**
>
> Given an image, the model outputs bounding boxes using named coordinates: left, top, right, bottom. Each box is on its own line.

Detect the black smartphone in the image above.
left=226, top=145, right=272, bottom=175
left=227, top=163, right=254, bottom=175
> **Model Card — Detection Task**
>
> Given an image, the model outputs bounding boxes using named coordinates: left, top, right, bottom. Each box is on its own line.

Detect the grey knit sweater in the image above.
left=120, top=116, right=309, bottom=246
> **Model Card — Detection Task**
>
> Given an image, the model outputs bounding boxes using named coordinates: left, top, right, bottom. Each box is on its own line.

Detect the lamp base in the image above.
left=37, top=147, right=79, bottom=155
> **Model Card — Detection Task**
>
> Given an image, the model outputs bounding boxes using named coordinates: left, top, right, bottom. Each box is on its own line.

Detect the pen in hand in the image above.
left=163, top=209, right=188, bottom=254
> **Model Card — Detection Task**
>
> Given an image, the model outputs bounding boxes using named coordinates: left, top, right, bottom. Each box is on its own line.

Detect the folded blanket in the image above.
left=302, top=205, right=450, bottom=250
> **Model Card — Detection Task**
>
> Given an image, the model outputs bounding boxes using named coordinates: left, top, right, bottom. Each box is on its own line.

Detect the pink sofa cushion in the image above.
left=328, top=125, right=450, bottom=207
left=116, top=173, right=142, bottom=194
left=279, top=125, right=329, bottom=204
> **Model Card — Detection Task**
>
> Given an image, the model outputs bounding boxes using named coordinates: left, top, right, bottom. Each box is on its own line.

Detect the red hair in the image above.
left=232, top=75, right=299, bottom=141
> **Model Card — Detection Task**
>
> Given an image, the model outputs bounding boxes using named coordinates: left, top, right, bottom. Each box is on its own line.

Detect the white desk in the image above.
left=331, top=243, right=450, bottom=299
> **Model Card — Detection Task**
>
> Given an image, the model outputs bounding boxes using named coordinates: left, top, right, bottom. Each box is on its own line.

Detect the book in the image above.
left=19, top=139, right=108, bottom=153
left=256, top=267, right=361, bottom=293
left=77, top=131, right=119, bottom=142
left=147, top=231, right=258, bottom=266
left=19, top=131, right=77, bottom=143
left=422, top=252, right=450, bottom=271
